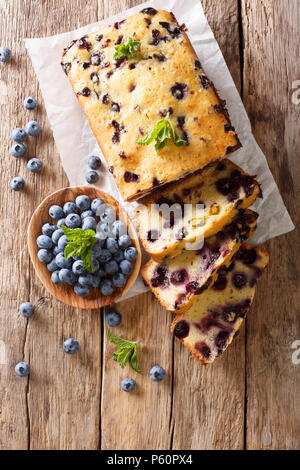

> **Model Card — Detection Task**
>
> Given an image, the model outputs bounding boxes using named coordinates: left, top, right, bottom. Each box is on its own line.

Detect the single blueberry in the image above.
left=0, top=46, right=12, bottom=62
left=24, top=96, right=37, bottom=110
left=27, top=158, right=42, bottom=173
left=38, top=249, right=52, bottom=263
left=76, top=195, right=91, bottom=211
left=55, top=252, right=72, bottom=269
left=63, top=338, right=79, bottom=354
left=98, top=248, right=112, bottom=263
left=112, top=273, right=126, bottom=288
left=36, top=234, right=52, bottom=249
left=82, top=216, right=97, bottom=231
left=47, top=259, right=59, bottom=272
left=19, top=302, right=34, bottom=318
left=57, top=218, right=66, bottom=228
left=81, top=210, right=93, bottom=220
left=10, top=176, right=25, bottom=191
left=63, top=201, right=79, bottom=216
left=124, top=246, right=138, bottom=261
left=51, top=270, right=62, bottom=285
left=72, top=260, right=86, bottom=275
left=65, top=213, right=82, bottom=229
left=118, top=234, right=131, bottom=250
left=57, top=235, right=69, bottom=251
left=100, top=278, right=114, bottom=296
left=121, top=378, right=136, bottom=392
left=59, top=268, right=76, bottom=285
left=11, top=142, right=26, bottom=158
left=52, top=228, right=64, bottom=244
left=78, top=273, right=94, bottom=287
left=15, top=362, right=30, bottom=377
left=112, top=220, right=127, bottom=238
left=26, top=121, right=41, bottom=137
left=106, top=237, right=119, bottom=254
left=74, top=283, right=90, bottom=297
left=85, top=170, right=99, bottom=184
left=88, top=155, right=102, bottom=170
left=11, top=128, right=27, bottom=143
left=92, top=240, right=103, bottom=258
left=105, top=260, right=119, bottom=275
left=113, top=249, right=125, bottom=263
left=120, top=259, right=133, bottom=275
left=99, top=223, right=112, bottom=238
left=53, top=246, right=63, bottom=256
left=91, top=198, right=104, bottom=215
left=42, top=222, right=57, bottom=237
left=100, top=207, right=116, bottom=224
left=90, top=271, right=103, bottom=287
left=149, top=365, right=166, bottom=382
left=49, top=205, right=64, bottom=220
left=105, top=309, right=122, bottom=326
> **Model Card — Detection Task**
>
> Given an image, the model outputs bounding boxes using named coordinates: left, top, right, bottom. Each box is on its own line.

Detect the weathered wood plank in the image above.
left=0, top=0, right=102, bottom=450
left=169, top=0, right=245, bottom=450
left=242, top=0, right=300, bottom=450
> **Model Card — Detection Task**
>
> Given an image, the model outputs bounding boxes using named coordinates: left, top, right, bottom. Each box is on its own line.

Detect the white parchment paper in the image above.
left=25, top=0, right=294, bottom=300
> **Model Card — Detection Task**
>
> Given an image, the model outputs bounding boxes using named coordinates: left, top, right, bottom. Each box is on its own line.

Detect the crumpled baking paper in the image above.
left=25, top=0, right=294, bottom=301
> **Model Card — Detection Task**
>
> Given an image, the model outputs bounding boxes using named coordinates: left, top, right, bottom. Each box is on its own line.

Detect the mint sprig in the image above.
left=107, top=330, right=141, bottom=373
left=136, top=118, right=187, bottom=152
left=61, top=226, right=97, bottom=273
left=113, top=37, right=141, bottom=60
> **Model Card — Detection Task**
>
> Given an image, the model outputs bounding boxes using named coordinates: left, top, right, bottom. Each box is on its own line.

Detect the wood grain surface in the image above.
left=0, top=0, right=299, bottom=450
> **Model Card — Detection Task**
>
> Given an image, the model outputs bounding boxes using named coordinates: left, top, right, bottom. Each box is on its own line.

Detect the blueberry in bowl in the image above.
left=28, top=186, right=141, bottom=309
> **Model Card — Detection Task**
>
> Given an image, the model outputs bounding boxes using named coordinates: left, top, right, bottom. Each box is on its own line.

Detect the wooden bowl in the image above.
left=28, top=186, right=141, bottom=309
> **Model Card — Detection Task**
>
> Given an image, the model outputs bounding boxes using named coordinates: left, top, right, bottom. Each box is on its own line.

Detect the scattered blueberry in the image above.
left=15, top=362, right=30, bottom=377
left=112, top=220, right=127, bottom=238
left=105, top=309, right=122, bottom=326
left=74, top=283, right=90, bottom=297
left=27, top=157, right=43, bottom=173
left=105, top=260, right=119, bottom=275
left=55, top=252, right=72, bottom=269
left=112, top=273, right=126, bottom=287
left=57, top=218, right=66, bottom=228
left=118, top=234, right=131, bottom=250
left=82, top=216, right=97, bottom=231
left=76, top=195, right=91, bottom=211
left=106, top=237, right=119, bottom=254
left=88, top=155, right=102, bottom=170
left=120, top=259, right=133, bottom=275
left=11, top=142, right=26, bottom=158
left=81, top=209, right=93, bottom=219
left=63, top=338, right=79, bottom=354
left=11, top=128, right=27, bottom=143
left=38, top=249, right=52, bottom=263
left=72, top=260, right=86, bottom=275
left=42, top=222, right=57, bottom=237
left=0, top=46, right=12, bottom=62
left=65, top=213, right=82, bottom=228
left=85, top=170, right=99, bottom=184
left=19, top=302, right=34, bottom=318
left=100, top=207, right=116, bottom=224
left=10, top=176, right=25, bottom=191
left=100, top=278, right=113, bottom=296
left=52, top=228, right=64, bottom=244
left=63, top=201, right=79, bottom=216
left=149, top=365, right=166, bottom=382
left=51, top=270, right=62, bottom=285
left=36, top=234, right=52, bottom=249
left=24, top=96, right=37, bottom=110
left=121, top=378, right=136, bottom=392
left=91, top=198, right=104, bottom=214
left=59, top=268, right=76, bottom=285
left=49, top=205, right=64, bottom=220
left=26, top=121, right=41, bottom=137
left=124, top=246, right=138, bottom=261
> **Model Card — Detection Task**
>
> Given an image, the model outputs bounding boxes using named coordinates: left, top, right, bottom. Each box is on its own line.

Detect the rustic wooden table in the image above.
left=0, top=0, right=299, bottom=450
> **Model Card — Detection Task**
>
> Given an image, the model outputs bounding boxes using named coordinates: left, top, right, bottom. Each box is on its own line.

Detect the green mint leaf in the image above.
left=137, top=118, right=187, bottom=152
left=108, top=330, right=141, bottom=373
left=62, top=226, right=97, bottom=273
left=113, top=37, right=141, bottom=60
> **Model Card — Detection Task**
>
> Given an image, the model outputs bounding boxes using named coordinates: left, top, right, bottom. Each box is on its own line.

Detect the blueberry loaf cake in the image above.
left=171, top=244, right=269, bottom=363
left=61, top=8, right=241, bottom=201
left=142, top=209, right=258, bottom=313
left=135, top=160, right=261, bottom=262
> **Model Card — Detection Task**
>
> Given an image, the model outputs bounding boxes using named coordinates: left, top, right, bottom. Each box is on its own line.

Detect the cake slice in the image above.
left=171, top=243, right=269, bottom=364
left=61, top=9, right=241, bottom=201
left=135, top=160, right=261, bottom=262
left=142, top=209, right=258, bottom=313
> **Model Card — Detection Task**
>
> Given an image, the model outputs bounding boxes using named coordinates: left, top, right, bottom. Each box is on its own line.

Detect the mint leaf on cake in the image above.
left=137, top=118, right=186, bottom=152
left=113, top=37, right=141, bottom=59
